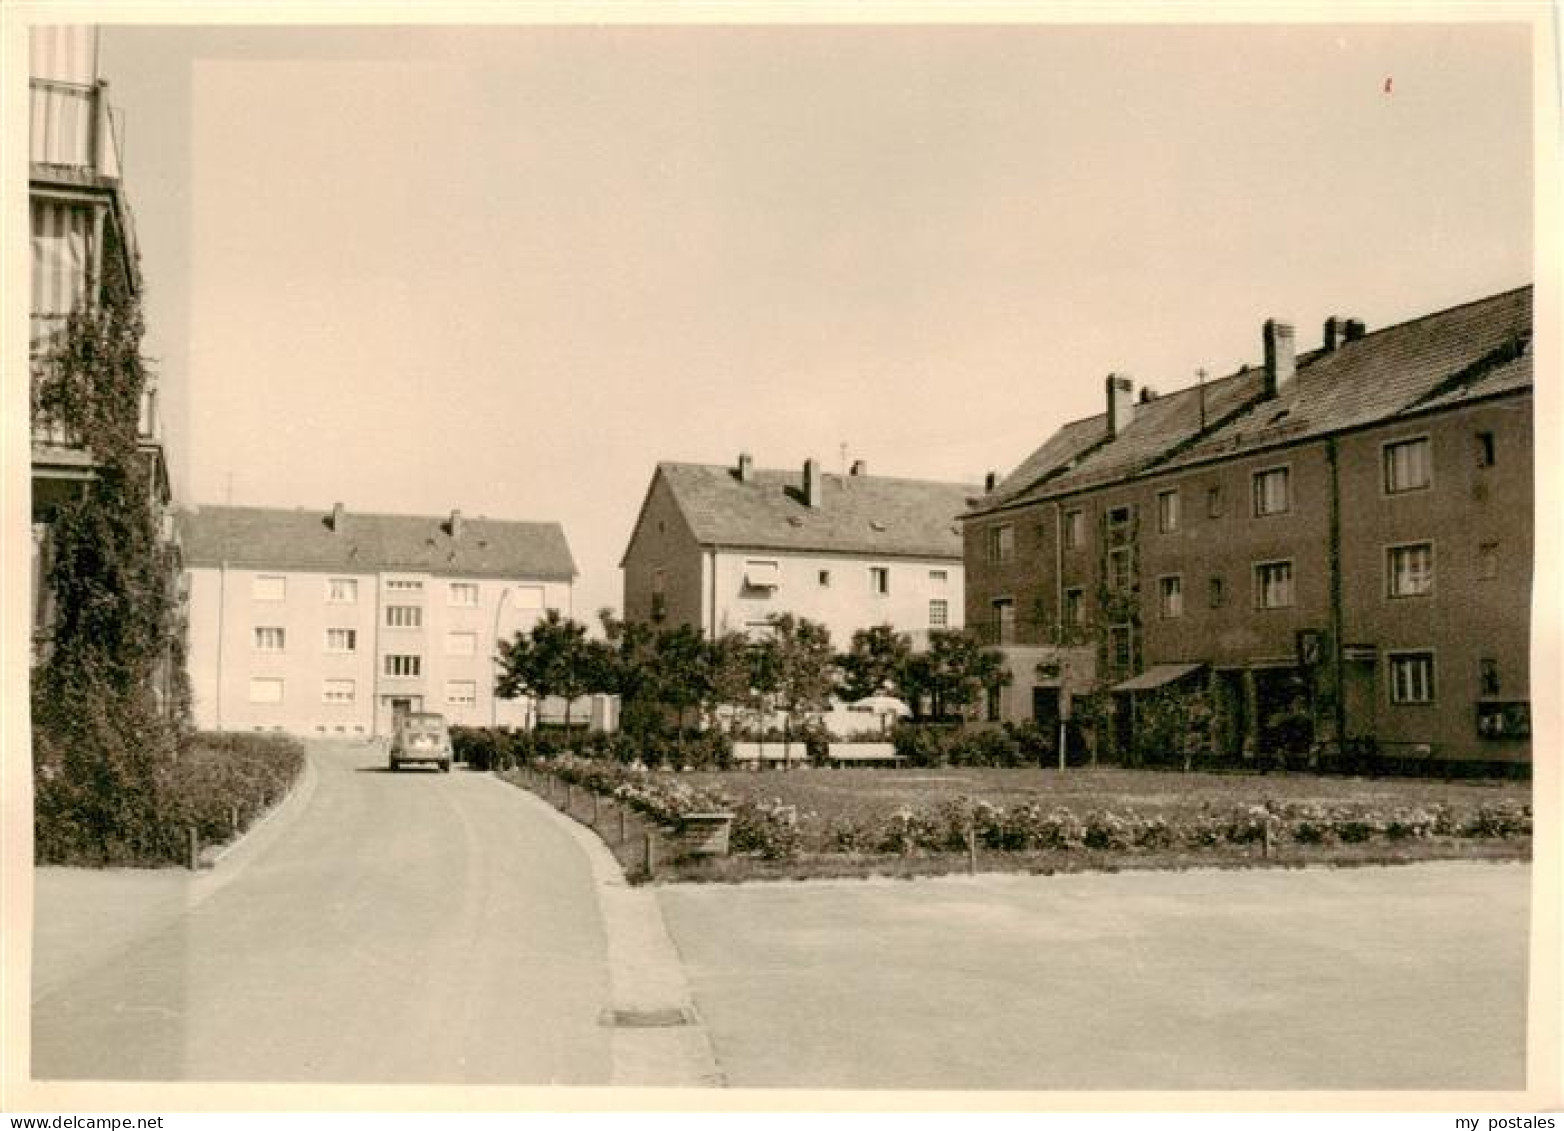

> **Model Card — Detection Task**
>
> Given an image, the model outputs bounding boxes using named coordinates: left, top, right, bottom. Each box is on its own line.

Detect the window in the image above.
left=1206, top=485, right=1223, bottom=518
left=1106, top=505, right=1132, bottom=541
left=1383, top=437, right=1431, bottom=494
left=1389, top=652, right=1435, bottom=704
left=445, top=680, right=477, bottom=707
left=323, top=679, right=356, bottom=704
left=327, top=577, right=358, bottom=604
left=446, top=631, right=477, bottom=656
left=386, top=605, right=423, bottom=629
left=1158, top=575, right=1183, bottom=619
left=1480, top=658, right=1501, bottom=697
left=929, top=569, right=948, bottom=583
left=253, top=626, right=285, bottom=652
left=870, top=567, right=890, bottom=595
left=385, top=578, right=424, bottom=592
left=1107, top=547, right=1132, bottom=591
left=449, top=582, right=479, bottom=607
left=384, top=654, right=422, bottom=678
left=1475, top=431, right=1496, bottom=468
left=992, top=598, right=1015, bottom=645
left=252, top=575, right=285, bottom=601
left=248, top=677, right=284, bottom=704
left=818, top=570, right=831, bottom=587
left=929, top=599, right=949, bottom=628
left=511, top=585, right=544, bottom=609
left=1208, top=576, right=1225, bottom=609
left=744, top=560, right=781, bottom=590
left=1387, top=543, right=1434, bottom=598
left=1063, top=587, right=1086, bottom=627
left=650, top=569, right=666, bottom=597
left=987, top=524, right=1015, bottom=563
left=1253, top=467, right=1290, bottom=516
left=1157, top=490, right=1180, bottom=533
left=1063, top=509, right=1085, bottom=549
left=1108, top=624, right=1133, bottom=672
left=1478, top=541, right=1499, bottom=580
left=745, top=620, right=775, bottom=641
left=1255, top=561, right=1294, bottom=609
left=325, top=628, right=357, bottom=653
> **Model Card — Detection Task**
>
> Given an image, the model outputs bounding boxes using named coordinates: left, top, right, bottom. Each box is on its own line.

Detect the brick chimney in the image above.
left=803, top=458, right=822, bottom=507
left=984, top=471, right=998, bottom=493
left=737, top=452, right=753, bottom=483
left=1263, top=319, right=1296, bottom=397
left=449, top=509, right=463, bottom=539
left=330, top=501, right=345, bottom=531
left=1105, top=373, right=1135, bottom=437
left=850, top=459, right=867, bottom=477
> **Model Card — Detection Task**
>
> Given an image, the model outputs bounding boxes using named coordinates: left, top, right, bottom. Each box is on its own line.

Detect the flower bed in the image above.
left=512, top=758, right=1531, bottom=882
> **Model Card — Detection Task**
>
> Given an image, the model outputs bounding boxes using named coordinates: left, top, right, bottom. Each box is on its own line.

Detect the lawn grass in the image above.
left=506, top=763, right=1530, bottom=884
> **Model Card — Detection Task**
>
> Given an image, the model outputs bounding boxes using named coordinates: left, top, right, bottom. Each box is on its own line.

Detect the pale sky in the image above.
left=95, top=20, right=1533, bottom=622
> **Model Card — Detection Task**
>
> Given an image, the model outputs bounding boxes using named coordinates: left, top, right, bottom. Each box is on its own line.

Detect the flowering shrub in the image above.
left=730, top=798, right=805, bottom=860
left=1465, top=802, right=1531, bottom=838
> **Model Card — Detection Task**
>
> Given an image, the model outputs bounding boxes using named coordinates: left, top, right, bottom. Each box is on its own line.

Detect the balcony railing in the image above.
left=31, top=77, right=122, bottom=180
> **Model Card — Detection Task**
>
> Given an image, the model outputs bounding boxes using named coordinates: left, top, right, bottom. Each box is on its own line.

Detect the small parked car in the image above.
left=389, top=712, right=453, bottom=772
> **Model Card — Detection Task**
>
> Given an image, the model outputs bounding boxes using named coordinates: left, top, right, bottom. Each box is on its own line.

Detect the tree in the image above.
left=901, top=629, right=1011, bottom=722
left=704, top=631, right=755, bottom=734
left=757, top=613, right=835, bottom=767
left=494, top=609, right=599, bottom=730
left=653, top=623, right=710, bottom=753
left=598, top=611, right=660, bottom=743
left=32, top=269, right=188, bottom=864
left=836, top=624, right=913, bottom=703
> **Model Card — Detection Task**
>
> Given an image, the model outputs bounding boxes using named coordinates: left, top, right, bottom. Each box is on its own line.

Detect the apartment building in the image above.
left=621, top=456, right=975, bottom=648
left=181, top=505, right=577, bottom=736
left=963, top=286, right=1532, bottom=769
left=29, top=26, right=180, bottom=702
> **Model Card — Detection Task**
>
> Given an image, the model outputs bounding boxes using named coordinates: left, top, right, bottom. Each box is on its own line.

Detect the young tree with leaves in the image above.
left=756, top=613, right=835, bottom=767
left=494, top=609, right=601, bottom=731
left=836, top=623, right=914, bottom=703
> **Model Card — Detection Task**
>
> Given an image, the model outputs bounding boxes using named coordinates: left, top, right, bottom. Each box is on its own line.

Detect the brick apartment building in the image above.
left=963, top=286, right=1532, bottom=770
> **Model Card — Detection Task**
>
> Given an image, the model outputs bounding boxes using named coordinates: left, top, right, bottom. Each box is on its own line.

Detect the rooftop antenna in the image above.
left=839, top=441, right=848, bottom=476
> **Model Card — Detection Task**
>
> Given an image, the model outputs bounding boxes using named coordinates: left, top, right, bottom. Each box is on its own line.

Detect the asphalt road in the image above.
left=32, top=740, right=615, bottom=1084
left=659, top=861, right=1532, bottom=1091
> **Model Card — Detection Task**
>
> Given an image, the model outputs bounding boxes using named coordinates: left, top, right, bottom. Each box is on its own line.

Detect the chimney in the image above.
left=737, top=452, right=753, bottom=483
left=1345, top=318, right=1367, bottom=343
left=1105, top=373, right=1135, bottom=437
left=1263, top=319, right=1296, bottom=397
left=330, top=501, right=345, bottom=531
left=850, top=459, right=867, bottom=477
left=803, top=458, right=822, bottom=507
left=984, top=471, right=998, bottom=493
left=449, top=509, right=463, bottom=539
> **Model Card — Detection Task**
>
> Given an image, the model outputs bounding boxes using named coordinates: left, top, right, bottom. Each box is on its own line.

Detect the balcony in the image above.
left=31, top=77, right=122, bottom=183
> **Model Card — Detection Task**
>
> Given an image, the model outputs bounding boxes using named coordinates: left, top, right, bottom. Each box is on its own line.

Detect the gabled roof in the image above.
left=968, top=285, right=1532, bottom=517
left=642, top=462, right=976, bottom=560
left=180, top=505, right=577, bottom=581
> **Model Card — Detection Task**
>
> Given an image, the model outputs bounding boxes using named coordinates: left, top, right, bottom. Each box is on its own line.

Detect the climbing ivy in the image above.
left=32, top=268, right=189, bottom=864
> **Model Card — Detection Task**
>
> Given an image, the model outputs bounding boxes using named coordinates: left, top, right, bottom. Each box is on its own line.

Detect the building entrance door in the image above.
left=380, top=695, right=422, bottom=736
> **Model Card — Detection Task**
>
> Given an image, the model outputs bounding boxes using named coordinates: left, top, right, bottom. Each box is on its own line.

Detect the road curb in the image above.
left=483, top=772, right=726, bottom=1088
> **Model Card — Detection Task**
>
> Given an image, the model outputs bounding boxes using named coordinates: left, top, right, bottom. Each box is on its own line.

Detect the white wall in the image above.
left=185, top=565, right=570, bottom=736
left=708, top=549, right=963, bottom=649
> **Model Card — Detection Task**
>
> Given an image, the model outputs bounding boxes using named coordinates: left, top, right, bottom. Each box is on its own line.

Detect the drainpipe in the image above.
left=1327, top=438, right=1347, bottom=752
left=1055, top=501, right=1067, bottom=765
left=215, top=561, right=227, bottom=730
left=708, top=546, right=719, bottom=638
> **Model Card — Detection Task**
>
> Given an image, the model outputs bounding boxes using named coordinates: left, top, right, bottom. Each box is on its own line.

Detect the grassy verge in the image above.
left=502, top=762, right=1531, bottom=885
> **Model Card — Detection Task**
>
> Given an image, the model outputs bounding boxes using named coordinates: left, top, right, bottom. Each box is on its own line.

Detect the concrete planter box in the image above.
left=664, top=812, right=733, bottom=858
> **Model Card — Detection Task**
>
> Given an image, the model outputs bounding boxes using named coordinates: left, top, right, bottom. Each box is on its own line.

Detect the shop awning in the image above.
left=1111, top=662, right=1205, bottom=693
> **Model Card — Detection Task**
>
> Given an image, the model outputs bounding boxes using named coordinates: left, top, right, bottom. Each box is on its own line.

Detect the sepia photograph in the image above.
left=4, top=1, right=1559, bottom=1116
